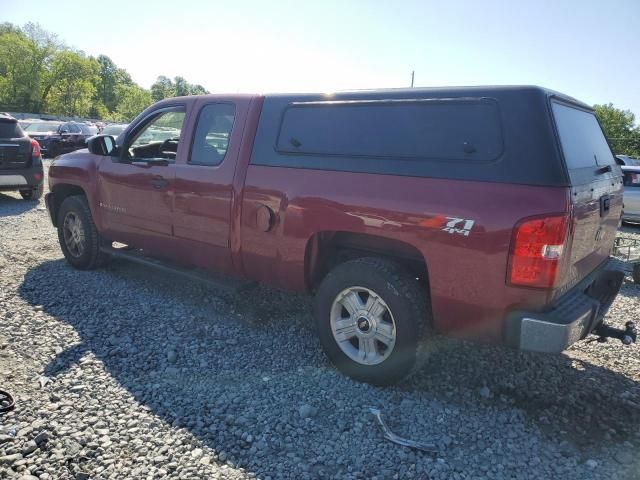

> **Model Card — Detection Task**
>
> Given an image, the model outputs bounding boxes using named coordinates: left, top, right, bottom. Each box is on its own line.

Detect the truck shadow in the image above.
left=18, top=259, right=640, bottom=478
left=0, top=192, right=40, bottom=217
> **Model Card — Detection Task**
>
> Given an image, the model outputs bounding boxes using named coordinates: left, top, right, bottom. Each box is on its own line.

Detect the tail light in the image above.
left=508, top=215, right=570, bottom=288
left=31, top=138, right=41, bottom=158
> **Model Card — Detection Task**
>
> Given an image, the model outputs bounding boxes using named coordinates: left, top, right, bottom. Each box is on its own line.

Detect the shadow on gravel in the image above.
left=0, top=192, right=39, bottom=217
left=18, top=258, right=640, bottom=478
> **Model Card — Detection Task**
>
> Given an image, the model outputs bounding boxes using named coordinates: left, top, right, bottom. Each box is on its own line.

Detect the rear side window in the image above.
left=276, top=99, right=503, bottom=161
left=190, top=103, right=235, bottom=166
left=552, top=102, right=615, bottom=168
left=0, top=121, right=23, bottom=138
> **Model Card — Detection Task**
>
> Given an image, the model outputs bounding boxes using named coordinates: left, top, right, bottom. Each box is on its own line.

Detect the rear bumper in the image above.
left=505, top=257, right=626, bottom=353
left=0, top=160, right=44, bottom=192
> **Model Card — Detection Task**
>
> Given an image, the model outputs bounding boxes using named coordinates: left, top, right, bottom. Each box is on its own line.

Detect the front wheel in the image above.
left=57, top=195, right=110, bottom=270
left=314, top=257, right=430, bottom=385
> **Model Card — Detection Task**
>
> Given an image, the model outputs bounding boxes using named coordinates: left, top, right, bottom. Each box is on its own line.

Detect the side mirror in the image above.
left=87, top=135, right=116, bottom=156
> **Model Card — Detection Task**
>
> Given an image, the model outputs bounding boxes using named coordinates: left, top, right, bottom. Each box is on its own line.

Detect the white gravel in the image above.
left=0, top=161, right=639, bottom=479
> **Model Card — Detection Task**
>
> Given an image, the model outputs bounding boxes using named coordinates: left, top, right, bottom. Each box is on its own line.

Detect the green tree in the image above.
left=113, top=84, right=152, bottom=122
left=190, top=84, right=208, bottom=95
left=43, top=50, right=99, bottom=116
left=0, top=30, right=33, bottom=111
left=95, top=54, right=133, bottom=112
left=594, top=103, right=640, bottom=157
left=174, top=76, right=190, bottom=97
left=151, top=75, right=209, bottom=100
left=150, top=75, right=175, bottom=102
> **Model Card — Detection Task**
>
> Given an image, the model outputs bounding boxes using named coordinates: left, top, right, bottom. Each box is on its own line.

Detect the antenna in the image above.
left=411, top=70, right=415, bottom=88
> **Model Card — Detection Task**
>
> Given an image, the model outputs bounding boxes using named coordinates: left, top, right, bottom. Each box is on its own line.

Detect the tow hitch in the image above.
left=594, top=321, right=637, bottom=345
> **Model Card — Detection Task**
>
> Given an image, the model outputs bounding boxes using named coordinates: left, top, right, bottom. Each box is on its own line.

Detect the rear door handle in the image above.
left=151, top=175, right=169, bottom=189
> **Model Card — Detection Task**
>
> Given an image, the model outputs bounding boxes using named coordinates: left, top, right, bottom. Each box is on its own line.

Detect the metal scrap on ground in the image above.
left=369, top=407, right=438, bottom=453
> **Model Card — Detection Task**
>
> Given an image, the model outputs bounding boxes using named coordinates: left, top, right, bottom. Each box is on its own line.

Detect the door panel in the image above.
left=97, top=159, right=175, bottom=250
left=96, top=106, right=187, bottom=254
left=172, top=100, right=246, bottom=275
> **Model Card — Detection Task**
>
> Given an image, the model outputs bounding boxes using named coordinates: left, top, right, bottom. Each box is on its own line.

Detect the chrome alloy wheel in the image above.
left=330, top=287, right=397, bottom=365
left=62, top=211, right=86, bottom=258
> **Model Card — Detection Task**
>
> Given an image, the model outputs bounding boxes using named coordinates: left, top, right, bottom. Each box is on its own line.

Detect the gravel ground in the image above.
left=1, top=161, right=639, bottom=479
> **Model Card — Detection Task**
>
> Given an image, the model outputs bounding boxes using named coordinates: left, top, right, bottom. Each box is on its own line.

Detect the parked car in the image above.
left=0, top=113, right=44, bottom=200
left=100, top=124, right=128, bottom=138
left=615, top=154, right=640, bottom=166
left=84, top=123, right=100, bottom=135
left=45, top=86, right=630, bottom=385
left=622, top=165, right=640, bottom=223
left=25, top=121, right=93, bottom=158
left=18, top=118, right=41, bottom=130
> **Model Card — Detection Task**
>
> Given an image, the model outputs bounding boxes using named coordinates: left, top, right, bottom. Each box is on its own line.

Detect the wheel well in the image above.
left=305, top=231, right=429, bottom=292
left=50, top=184, right=86, bottom=226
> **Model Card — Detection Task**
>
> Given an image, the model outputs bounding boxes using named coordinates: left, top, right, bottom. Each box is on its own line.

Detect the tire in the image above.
left=19, top=184, right=43, bottom=200
left=314, top=257, right=430, bottom=385
left=633, top=264, right=640, bottom=285
left=57, top=195, right=110, bottom=270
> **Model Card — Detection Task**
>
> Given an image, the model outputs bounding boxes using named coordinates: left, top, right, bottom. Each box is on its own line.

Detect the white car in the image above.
left=622, top=166, right=640, bottom=223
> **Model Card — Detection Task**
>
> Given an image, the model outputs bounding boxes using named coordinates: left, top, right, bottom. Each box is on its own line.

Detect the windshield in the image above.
left=25, top=122, right=61, bottom=133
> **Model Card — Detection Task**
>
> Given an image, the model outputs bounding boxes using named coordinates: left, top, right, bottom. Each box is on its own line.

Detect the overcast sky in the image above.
left=4, top=0, right=640, bottom=119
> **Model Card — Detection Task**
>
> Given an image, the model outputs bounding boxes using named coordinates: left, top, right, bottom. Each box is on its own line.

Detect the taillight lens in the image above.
left=31, top=138, right=41, bottom=157
left=508, top=215, right=569, bottom=288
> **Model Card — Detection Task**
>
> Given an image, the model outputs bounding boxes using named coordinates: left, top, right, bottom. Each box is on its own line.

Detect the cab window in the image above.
left=127, top=109, right=186, bottom=162
left=189, top=103, right=235, bottom=166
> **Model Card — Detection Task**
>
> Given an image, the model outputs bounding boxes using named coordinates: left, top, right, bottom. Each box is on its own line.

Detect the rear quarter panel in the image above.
left=240, top=167, right=569, bottom=340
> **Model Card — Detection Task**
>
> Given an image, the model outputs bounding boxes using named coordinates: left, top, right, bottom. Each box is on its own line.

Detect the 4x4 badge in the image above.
left=420, top=215, right=475, bottom=236
left=442, top=217, right=475, bottom=236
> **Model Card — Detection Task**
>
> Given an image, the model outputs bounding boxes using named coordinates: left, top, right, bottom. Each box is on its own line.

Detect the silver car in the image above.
left=622, top=166, right=640, bottom=223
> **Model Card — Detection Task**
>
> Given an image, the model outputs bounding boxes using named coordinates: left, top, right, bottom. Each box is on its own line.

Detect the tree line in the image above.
left=0, top=22, right=208, bottom=122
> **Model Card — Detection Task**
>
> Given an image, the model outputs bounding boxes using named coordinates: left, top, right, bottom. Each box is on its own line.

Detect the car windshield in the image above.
left=25, top=122, right=61, bottom=132
left=86, top=125, right=99, bottom=134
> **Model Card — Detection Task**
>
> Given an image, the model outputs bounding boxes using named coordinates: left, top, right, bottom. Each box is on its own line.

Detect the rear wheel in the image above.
left=19, top=184, right=43, bottom=200
left=57, top=195, right=110, bottom=270
left=314, top=257, right=430, bottom=385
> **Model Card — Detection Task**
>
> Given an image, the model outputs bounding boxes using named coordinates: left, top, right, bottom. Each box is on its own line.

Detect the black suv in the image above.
left=0, top=113, right=45, bottom=200
left=24, top=121, right=94, bottom=158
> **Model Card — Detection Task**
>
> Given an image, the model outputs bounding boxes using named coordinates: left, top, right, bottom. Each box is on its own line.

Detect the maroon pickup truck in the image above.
left=45, top=86, right=633, bottom=385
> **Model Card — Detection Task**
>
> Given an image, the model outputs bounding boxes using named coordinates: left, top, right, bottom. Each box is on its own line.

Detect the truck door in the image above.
left=96, top=106, right=186, bottom=255
left=172, top=99, right=245, bottom=275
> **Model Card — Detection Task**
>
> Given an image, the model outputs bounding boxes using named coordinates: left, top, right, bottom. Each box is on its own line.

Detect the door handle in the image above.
left=151, top=175, right=169, bottom=189
left=131, top=161, right=151, bottom=168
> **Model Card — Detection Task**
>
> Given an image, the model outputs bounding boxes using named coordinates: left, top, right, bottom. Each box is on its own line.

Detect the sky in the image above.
left=2, top=0, right=640, bottom=118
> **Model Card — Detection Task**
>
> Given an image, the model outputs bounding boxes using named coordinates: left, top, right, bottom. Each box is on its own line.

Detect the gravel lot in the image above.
left=1, top=161, right=639, bottom=479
